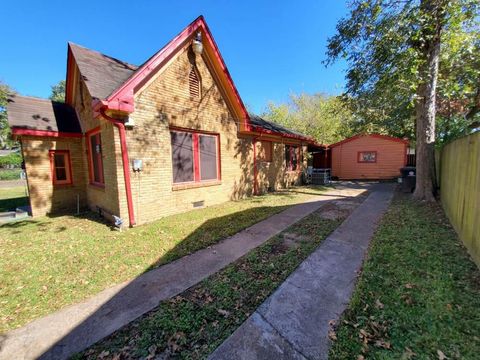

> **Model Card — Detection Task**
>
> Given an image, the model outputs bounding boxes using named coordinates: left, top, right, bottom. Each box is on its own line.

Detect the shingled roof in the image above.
left=7, top=95, right=81, bottom=133
left=249, top=114, right=312, bottom=140
left=69, top=43, right=138, bottom=100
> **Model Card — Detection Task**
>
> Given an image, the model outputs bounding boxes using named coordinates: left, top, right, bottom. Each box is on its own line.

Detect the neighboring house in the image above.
left=330, top=134, right=408, bottom=180
left=7, top=16, right=314, bottom=226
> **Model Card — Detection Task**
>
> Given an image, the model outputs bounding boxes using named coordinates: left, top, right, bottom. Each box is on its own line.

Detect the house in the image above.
left=330, top=134, right=408, bottom=180
left=6, top=16, right=314, bottom=226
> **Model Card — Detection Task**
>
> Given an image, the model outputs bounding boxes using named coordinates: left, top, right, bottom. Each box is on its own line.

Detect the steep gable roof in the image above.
left=67, top=43, right=138, bottom=101
left=7, top=95, right=82, bottom=136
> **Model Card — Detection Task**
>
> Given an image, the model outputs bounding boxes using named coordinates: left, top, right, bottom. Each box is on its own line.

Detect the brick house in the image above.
left=7, top=16, right=314, bottom=226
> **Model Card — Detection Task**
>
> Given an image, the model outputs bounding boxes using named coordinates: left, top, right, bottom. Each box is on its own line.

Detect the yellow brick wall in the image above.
left=71, top=63, right=122, bottom=217
left=256, top=142, right=307, bottom=194
left=21, top=136, right=87, bottom=216
left=124, top=46, right=256, bottom=224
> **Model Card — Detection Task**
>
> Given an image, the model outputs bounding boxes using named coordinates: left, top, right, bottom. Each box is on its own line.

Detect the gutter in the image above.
left=99, top=108, right=136, bottom=227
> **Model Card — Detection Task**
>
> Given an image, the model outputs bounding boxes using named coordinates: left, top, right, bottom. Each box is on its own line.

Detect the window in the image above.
left=257, top=141, right=272, bottom=162
left=285, top=145, right=300, bottom=171
left=49, top=150, right=72, bottom=185
left=88, top=130, right=104, bottom=186
left=189, top=66, right=201, bottom=98
left=358, top=151, right=377, bottom=163
left=171, top=130, right=220, bottom=184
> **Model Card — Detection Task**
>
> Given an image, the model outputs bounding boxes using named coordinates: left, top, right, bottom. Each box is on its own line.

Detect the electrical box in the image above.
left=132, top=159, right=143, bottom=172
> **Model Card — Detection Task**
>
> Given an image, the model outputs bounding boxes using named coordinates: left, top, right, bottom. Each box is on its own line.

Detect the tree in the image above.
left=49, top=80, right=66, bottom=103
left=263, top=93, right=355, bottom=145
left=0, top=82, right=16, bottom=149
left=326, top=0, right=479, bottom=200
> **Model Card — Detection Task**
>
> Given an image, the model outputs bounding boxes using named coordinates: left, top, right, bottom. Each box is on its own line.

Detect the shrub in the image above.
left=0, top=169, right=22, bottom=180
left=0, top=153, right=23, bottom=168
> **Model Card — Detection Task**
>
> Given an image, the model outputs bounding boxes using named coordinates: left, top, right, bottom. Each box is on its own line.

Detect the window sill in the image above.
left=89, top=183, right=106, bottom=190
left=53, top=183, right=74, bottom=188
left=172, top=180, right=221, bottom=191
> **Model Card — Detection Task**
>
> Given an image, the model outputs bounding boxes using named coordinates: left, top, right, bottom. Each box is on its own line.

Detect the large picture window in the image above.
left=285, top=145, right=300, bottom=171
left=49, top=150, right=72, bottom=185
left=171, top=130, right=220, bottom=184
left=88, top=129, right=104, bottom=186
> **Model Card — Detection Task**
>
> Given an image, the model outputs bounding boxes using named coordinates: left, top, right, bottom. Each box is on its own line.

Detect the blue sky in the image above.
left=0, top=0, right=348, bottom=113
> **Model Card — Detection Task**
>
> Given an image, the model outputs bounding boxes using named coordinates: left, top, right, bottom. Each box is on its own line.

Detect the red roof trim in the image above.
left=12, top=128, right=83, bottom=138
left=100, top=16, right=250, bottom=126
left=329, top=133, right=409, bottom=148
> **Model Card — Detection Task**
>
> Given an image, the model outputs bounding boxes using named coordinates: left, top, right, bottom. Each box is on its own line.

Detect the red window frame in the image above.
left=285, top=145, right=301, bottom=171
left=86, top=127, right=105, bottom=187
left=357, top=151, right=377, bottom=163
left=170, top=128, right=221, bottom=184
left=49, top=150, right=73, bottom=185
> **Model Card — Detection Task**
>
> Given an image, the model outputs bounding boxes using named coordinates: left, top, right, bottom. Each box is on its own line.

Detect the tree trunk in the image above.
left=413, top=0, right=444, bottom=201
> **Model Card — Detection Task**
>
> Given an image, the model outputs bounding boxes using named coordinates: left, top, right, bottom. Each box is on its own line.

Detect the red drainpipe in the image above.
left=252, top=137, right=258, bottom=195
left=99, top=108, right=136, bottom=227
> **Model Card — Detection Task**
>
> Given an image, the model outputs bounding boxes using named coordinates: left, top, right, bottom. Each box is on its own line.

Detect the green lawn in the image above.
left=0, top=186, right=327, bottom=334
left=329, top=193, right=480, bottom=359
left=77, top=194, right=367, bottom=359
left=0, top=186, right=28, bottom=212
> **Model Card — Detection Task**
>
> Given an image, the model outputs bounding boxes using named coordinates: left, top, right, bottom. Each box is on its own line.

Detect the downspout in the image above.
left=252, top=137, right=258, bottom=195
left=99, top=108, right=136, bottom=227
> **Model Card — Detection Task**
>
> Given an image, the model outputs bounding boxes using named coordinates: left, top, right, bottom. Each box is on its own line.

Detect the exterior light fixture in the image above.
left=192, top=31, right=203, bottom=55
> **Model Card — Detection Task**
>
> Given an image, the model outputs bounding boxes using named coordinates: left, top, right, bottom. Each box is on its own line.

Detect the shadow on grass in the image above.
left=0, top=185, right=368, bottom=359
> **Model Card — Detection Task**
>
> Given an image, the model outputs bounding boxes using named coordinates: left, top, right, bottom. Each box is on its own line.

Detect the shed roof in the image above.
left=7, top=95, right=82, bottom=134
left=329, top=133, right=409, bottom=148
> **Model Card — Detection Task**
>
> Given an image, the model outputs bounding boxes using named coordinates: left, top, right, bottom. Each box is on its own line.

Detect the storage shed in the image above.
left=330, top=134, right=408, bottom=180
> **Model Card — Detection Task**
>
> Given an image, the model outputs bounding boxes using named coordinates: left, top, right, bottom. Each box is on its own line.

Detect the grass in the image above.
left=0, top=186, right=328, bottom=334
left=0, top=186, right=28, bottom=212
left=0, top=168, right=22, bottom=181
left=329, top=193, right=480, bottom=360
left=77, top=195, right=365, bottom=360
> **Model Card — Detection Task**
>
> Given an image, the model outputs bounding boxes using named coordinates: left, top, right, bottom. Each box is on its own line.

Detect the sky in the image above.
left=0, top=0, right=349, bottom=114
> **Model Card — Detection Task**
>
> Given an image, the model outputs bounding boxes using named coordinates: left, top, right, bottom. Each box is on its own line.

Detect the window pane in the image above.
left=54, top=154, right=65, bottom=167
left=199, top=135, right=217, bottom=181
left=56, top=168, right=67, bottom=181
left=285, top=145, right=291, bottom=168
left=171, top=132, right=194, bottom=183
left=360, top=152, right=376, bottom=162
left=292, top=146, right=298, bottom=170
left=90, top=134, right=103, bottom=183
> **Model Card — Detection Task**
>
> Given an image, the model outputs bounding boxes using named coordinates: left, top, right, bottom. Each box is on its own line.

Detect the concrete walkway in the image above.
left=209, top=184, right=394, bottom=360
left=0, top=185, right=368, bottom=360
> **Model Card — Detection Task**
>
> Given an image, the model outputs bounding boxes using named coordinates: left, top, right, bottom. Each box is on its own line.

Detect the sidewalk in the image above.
left=209, top=184, right=394, bottom=360
left=0, top=185, right=368, bottom=360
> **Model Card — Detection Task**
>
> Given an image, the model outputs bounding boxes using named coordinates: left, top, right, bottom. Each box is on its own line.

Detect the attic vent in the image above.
left=189, top=67, right=201, bottom=98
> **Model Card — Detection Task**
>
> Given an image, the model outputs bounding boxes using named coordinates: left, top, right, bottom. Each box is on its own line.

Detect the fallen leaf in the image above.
left=357, top=356, right=365, bottom=360
left=401, top=347, right=416, bottom=359
left=217, top=309, right=230, bottom=317
left=405, top=283, right=414, bottom=289
left=437, top=349, right=447, bottom=360
left=328, top=330, right=337, bottom=341
left=374, top=340, right=391, bottom=349
left=375, top=299, right=384, bottom=309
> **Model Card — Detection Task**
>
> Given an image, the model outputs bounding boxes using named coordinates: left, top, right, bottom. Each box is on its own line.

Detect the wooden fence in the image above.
left=440, top=131, right=480, bottom=267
